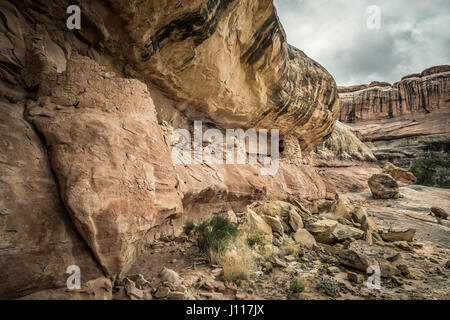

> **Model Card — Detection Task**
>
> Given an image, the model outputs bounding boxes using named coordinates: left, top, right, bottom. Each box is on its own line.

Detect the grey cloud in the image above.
left=274, top=0, right=450, bottom=85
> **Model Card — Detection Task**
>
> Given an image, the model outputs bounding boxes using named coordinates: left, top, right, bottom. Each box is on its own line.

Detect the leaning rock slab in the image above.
left=246, top=209, right=272, bottom=236
left=0, top=101, right=103, bottom=299
left=288, top=209, right=304, bottom=231
left=28, top=55, right=183, bottom=278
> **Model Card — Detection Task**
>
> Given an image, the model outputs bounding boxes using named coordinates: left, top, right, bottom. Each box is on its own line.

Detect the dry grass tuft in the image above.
left=209, top=236, right=256, bottom=282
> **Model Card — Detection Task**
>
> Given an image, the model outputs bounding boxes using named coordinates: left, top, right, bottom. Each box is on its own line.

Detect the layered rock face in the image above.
left=339, top=66, right=450, bottom=123
left=0, top=0, right=339, bottom=298
left=338, top=66, right=450, bottom=166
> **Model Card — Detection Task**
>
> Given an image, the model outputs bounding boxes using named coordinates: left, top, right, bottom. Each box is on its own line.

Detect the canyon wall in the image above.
left=0, top=0, right=339, bottom=298
left=338, top=66, right=450, bottom=166
left=339, top=65, right=450, bottom=123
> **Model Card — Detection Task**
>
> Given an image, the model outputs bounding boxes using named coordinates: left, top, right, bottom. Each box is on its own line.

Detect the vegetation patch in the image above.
left=183, top=220, right=196, bottom=235
left=247, top=234, right=262, bottom=247
left=317, top=278, right=341, bottom=298
left=410, top=152, right=449, bottom=188
left=290, top=277, right=305, bottom=293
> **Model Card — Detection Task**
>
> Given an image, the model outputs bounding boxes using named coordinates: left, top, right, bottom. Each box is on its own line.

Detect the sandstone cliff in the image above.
left=339, top=66, right=449, bottom=123
left=0, top=0, right=339, bottom=298
left=338, top=66, right=449, bottom=166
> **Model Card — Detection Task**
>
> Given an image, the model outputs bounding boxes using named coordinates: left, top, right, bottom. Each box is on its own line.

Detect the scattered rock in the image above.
left=159, top=267, right=181, bottom=285
left=124, top=279, right=144, bottom=300
left=264, top=215, right=284, bottom=234
left=368, top=174, right=402, bottom=199
left=327, top=266, right=340, bottom=274
left=430, top=207, right=448, bottom=219
left=305, top=219, right=338, bottom=244
left=270, top=256, right=288, bottom=268
left=347, top=272, right=363, bottom=284
left=379, top=229, right=416, bottom=242
left=153, top=286, right=170, bottom=299
left=383, top=162, right=417, bottom=185
left=246, top=209, right=272, bottom=235
left=288, top=209, right=304, bottom=231
left=332, top=224, right=364, bottom=242
left=293, top=229, right=317, bottom=249
left=339, top=240, right=401, bottom=278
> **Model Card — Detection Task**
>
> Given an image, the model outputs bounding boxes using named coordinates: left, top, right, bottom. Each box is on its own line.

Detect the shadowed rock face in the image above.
left=314, top=121, right=376, bottom=162
left=108, top=0, right=339, bottom=152
left=338, top=66, right=449, bottom=123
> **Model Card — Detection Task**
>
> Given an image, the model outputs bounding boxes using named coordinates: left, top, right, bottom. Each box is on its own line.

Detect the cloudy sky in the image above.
left=274, top=0, right=450, bottom=86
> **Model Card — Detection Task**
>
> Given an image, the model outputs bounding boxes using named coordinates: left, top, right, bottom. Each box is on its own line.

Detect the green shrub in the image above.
left=247, top=234, right=262, bottom=247
left=183, top=220, right=196, bottom=235
left=290, top=278, right=305, bottom=293
left=196, top=216, right=239, bottom=252
left=409, top=152, right=449, bottom=188
left=317, top=279, right=340, bottom=298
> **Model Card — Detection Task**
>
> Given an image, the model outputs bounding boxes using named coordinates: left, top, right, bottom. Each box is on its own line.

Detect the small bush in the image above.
left=409, top=152, right=449, bottom=188
left=183, top=220, right=196, bottom=235
left=196, top=216, right=239, bottom=252
left=317, top=279, right=341, bottom=298
left=247, top=234, right=262, bottom=247
left=290, top=278, right=305, bottom=293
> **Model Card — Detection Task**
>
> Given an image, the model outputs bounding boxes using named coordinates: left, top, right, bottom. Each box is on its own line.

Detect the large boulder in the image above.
left=293, top=229, right=316, bottom=249
left=368, top=174, right=402, bottom=199
left=339, top=241, right=402, bottom=278
left=246, top=209, right=272, bottom=236
left=431, top=207, right=448, bottom=219
left=319, top=199, right=352, bottom=221
left=383, top=162, right=417, bottom=186
left=332, top=224, right=364, bottom=242
left=305, top=219, right=338, bottom=245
